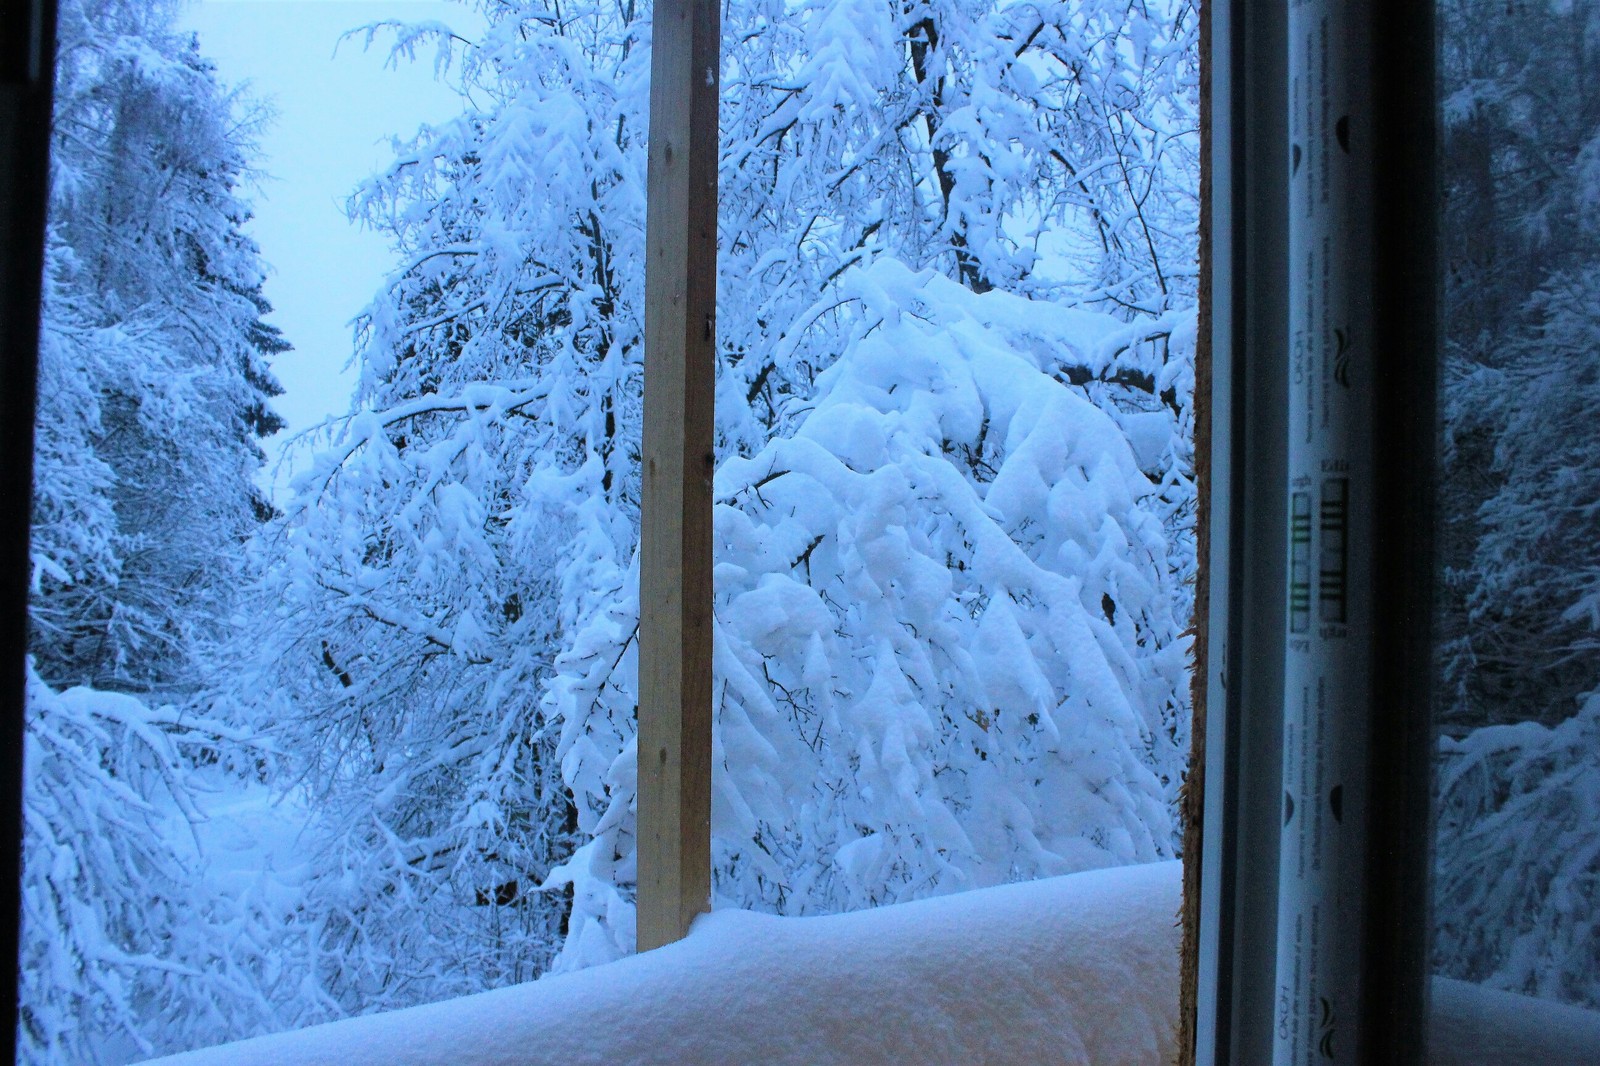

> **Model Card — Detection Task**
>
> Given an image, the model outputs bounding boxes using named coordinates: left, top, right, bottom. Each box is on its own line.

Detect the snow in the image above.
left=549, top=263, right=1191, bottom=970
left=184, top=777, right=314, bottom=918
left=1430, top=978, right=1600, bottom=1065
left=29, top=0, right=1201, bottom=1050
left=1434, top=698, right=1600, bottom=1007
left=146, top=861, right=1183, bottom=1066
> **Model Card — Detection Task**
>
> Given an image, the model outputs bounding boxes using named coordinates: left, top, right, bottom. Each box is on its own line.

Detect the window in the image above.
left=1193, top=3, right=1600, bottom=1064
left=4, top=0, right=1597, bottom=1063
left=5, top=0, right=1201, bottom=1061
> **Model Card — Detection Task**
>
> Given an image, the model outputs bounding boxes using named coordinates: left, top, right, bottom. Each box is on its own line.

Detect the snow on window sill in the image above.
left=145, top=861, right=1183, bottom=1066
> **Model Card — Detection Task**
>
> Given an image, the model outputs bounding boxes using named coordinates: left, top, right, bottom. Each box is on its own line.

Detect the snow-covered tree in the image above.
left=243, top=0, right=1196, bottom=1008
left=20, top=0, right=298, bottom=1058
left=1429, top=0, right=1600, bottom=1011
left=17, top=666, right=312, bottom=1064
left=1434, top=692, right=1600, bottom=1009
left=1436, top=0, right=1600, bottom=732
left=550, top=262, right=1191, bottom=966
left=30, top=0, right=286, bottom=697
left=237, top=4, right=655, bottom=1011
left=1431, top=265, right=1600, bottom=1012
left=1443, top=266, right=1600, bottom=727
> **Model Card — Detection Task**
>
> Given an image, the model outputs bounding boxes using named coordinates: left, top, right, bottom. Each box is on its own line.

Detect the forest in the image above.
left=16, top=0, right=1597, bottom=1060
left=1430, top=0, right=1600, bottom=1012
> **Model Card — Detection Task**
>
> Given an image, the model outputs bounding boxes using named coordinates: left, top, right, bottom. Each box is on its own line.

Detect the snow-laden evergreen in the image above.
left=22, top=0, right=297, bottom=1059
left=31, top=0, right=286, bottom=696
left=240, top=0, right=1197, bottom=1008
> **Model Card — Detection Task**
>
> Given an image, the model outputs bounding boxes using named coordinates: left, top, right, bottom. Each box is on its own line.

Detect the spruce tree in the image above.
left=31, top=0, right=286, bottom=697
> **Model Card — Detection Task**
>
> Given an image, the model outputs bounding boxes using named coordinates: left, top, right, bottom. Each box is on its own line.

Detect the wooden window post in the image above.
left=636, top=0, right=719, bottom=952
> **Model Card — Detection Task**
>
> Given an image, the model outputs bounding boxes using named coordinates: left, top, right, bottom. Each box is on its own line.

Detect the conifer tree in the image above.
left=31, top=0, right=286, bottom=696
left=20, top=0, right=298, bottom=1059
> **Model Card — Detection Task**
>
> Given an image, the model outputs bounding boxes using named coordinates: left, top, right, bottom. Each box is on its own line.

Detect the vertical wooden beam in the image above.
left=1178, top=0, right=1213, bottom=1059
left=637, top=0, right=718, bottom=952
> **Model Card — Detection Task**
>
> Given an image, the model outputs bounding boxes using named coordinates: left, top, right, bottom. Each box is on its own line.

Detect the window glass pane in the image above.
left=20, top=0, right=1199, bottom=1059
left=1433, top=0, right=1600, bottom=1047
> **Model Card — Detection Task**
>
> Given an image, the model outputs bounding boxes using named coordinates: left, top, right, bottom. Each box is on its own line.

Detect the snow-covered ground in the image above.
left=184, top=775, right=315, bottom=918
left=149, top=861, right=1183, bottom=1066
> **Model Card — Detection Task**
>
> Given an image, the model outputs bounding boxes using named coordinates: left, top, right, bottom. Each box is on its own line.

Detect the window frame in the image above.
left=0, top=1, right=60, bottom=1060
left=1190, top=1, right=1436, bottom=1062
left=0, top=0, right=1447, bottom=1063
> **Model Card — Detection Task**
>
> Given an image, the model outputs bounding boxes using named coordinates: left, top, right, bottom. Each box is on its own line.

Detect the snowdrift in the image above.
left=148, top=861, right=1182, bottom=1065
left=140, top=847, right=1600, bottom=1065
left=1430, top=977, right=1600, bottom=1065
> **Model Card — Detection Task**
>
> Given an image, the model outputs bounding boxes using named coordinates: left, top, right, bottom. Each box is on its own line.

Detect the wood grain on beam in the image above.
left=1177, top=0, right=1211, bottom=1058
left=636, top=0, right=719, bottom=952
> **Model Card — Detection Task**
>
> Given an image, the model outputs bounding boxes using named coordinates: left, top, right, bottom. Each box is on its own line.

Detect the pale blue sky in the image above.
left=180, top=0, right=482, bottom=496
